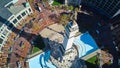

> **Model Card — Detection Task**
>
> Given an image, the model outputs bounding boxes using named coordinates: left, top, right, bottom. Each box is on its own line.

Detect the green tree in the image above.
left=69, top=5, right=74, bottom=11
left=74, top=7, right=79, bottom=12
left=51, top=6, right=55, bottom=11
left=61, top=14, right=68, bottom=25
left=64, top=5, right=69, bottom=10
left=43, top=0, right=48, bottom=2
left=58, top=14, right=71, bottom=26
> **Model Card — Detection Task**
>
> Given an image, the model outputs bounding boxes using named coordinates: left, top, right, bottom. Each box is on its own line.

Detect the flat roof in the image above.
left=0, top=0, right=30, bottom=27
left=73, top=32, right=98, bottom=58
left=8, top=5, right=27, bottom=15
left=0, top=0, right=12, bottom=20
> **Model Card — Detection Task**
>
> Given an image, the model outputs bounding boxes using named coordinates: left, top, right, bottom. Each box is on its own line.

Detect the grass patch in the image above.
left=32, top=35, right=45, bottom=54
left=85, top=56, right=98, bottom=68
left=87, top=56, right=96, bottom=64
left=52, top=0, right=61, bottom=6
left=32, top=47, right=40, bottom=54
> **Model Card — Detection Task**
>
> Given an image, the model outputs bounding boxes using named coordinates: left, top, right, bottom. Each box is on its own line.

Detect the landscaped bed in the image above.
left=85, top=55, right=99, bottom=68
left=32, top=47, right=40, bottom=54
left=52, top=0, right=62, bottom=6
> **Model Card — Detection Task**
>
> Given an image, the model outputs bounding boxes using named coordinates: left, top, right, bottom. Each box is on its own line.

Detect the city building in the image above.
left=64, top=0, right=120, bottom=67
left=62, top=21, right=79, bottom=51
left=110, top=15, right=120, bottom=47
left=81, top=0, right=120, bottom=19
left=0, top=0, right=33, bottom=50
left=65, top=0, right=120, bottom=47
left=28, top=21, right=100, bottom=68
left=65, top=0, right=120, bottom=19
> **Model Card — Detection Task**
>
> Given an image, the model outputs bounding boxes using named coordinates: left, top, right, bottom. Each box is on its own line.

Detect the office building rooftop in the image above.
left=7, top=0, right=29, bottom=15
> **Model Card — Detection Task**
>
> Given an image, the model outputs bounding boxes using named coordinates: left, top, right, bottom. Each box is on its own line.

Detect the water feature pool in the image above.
left=28, top=51, right=56, bottom=68
left=73, top=32, right=98, bottom=58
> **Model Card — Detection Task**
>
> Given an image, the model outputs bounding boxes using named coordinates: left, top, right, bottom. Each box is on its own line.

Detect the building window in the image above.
left=0, top=28, right=3, bottom=32
left=0, top=38, right=3, bottom=44
left=8, top=23, right=14, bottom=29
left=2, top=29, right=8, bottom=36
left=17, top=15, right=22, bottom=20
left=10, top=16, right=14, bottom=20
left=96, top=0, right=101, bottom=3
left=22, top=12, right=26, bottom=16
left=13, top=19, right=17, bottom=24
left=28, top=8, right=31, bottom=12
left=6, top=3, right=13, bottom=8
left=1, top=36, right=5, bottom=39
left=116, top=3, right=120, bottom=9
left=26, top=11, right=28, bottom=14
left=113, top=22, right=120, bottom=27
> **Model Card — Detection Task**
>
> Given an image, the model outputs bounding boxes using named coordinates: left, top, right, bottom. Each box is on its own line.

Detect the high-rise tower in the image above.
left=81, top=0, right=120, bottom=18
left=62, top=21, right=79, bottom=51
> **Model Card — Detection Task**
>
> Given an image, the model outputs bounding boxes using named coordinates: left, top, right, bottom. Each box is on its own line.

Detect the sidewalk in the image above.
left=81, top=49, right=101, bottom=60
left=28, top=50, right=43, bottom=59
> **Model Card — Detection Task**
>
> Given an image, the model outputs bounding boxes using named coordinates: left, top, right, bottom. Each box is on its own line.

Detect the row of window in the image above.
left=12, top=8, right=32, bottom=24
left=82, top=0, right=120, bottom=17
left=0, top=8, right=32, bottom=46
left=0, top=38, right=3, bottom=44
left=0, top=26, right=9, bottom=38
left=0, top=32, right=6, bottom=44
